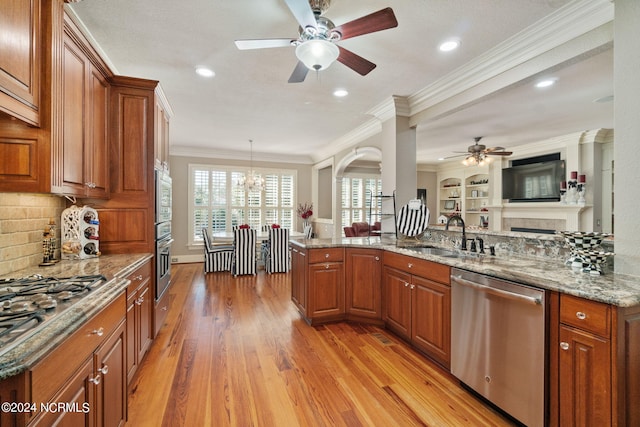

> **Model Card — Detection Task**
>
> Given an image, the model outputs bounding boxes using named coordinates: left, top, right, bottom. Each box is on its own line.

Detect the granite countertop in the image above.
left=0, top=253, right=153, bottom=379
left=290, top=237, right=640, bottom=308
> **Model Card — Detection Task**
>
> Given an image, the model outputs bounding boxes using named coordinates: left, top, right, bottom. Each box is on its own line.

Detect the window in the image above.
left=341, top=174, right=382, bottom=229
left=189, top=164, right=296, bottom=244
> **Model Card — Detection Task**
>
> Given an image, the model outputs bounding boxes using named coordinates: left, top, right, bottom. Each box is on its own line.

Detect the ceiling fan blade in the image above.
left=337, top=46, right=376, bottom=76
left=333, top=7, right=398, bottom=41
left=486, top=151, right=513, bottom=156
left=235, top=39, right=295, bottom=50
left=288, top=61, right=309, bottom=83
left=485, top=146, right=505, bottom=152
left=284, top=0, right=317, bottom=30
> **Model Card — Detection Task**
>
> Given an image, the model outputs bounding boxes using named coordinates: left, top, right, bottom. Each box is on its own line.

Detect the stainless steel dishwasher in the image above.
left=450, top=268, right=546, bottom=427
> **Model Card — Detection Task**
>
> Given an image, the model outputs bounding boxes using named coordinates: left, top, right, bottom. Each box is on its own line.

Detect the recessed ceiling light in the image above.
left=439, top=39, right=460, bottom=52
left=195, top=66, right=215, bottom=78
left=333, top=89, right=348, bottom=97
left=437, top=157, right=445, bottom=161
left=535, top=78, right=557, bottom=88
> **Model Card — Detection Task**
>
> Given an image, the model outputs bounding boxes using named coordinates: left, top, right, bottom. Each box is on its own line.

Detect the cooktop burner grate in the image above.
left=0, top=274, right=107, bottom=351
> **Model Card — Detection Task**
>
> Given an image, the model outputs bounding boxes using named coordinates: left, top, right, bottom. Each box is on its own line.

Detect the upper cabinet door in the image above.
left=0, top=0, right=41, bottom=125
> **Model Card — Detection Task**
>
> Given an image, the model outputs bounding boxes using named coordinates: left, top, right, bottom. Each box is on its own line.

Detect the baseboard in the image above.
left=171, top=254, right=203, bottom=264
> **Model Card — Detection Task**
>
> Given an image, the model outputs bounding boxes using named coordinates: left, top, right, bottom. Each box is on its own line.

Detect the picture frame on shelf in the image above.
left=471, top=190, right=478, bottom=198
left=444, top=200, right=456, bottom=210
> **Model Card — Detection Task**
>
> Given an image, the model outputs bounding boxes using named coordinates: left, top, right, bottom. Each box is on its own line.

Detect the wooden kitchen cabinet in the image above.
left=29, top=293, right=127, bottom=427
left=383, top=252, right=451, bottom=368
left=154, top=89, right=172, bottom=171
left=290, top=245, right=307, bottom=317
left=295, top=247, right=344, bottom=324
left=126, top=260, right=153, bottom=384
left=0, top=0, right=42, bottom=125
left=550, top=292, right=640, bottom=427
left=307, top=248, right=345, bottom=323
left=52, top=15, right=109, bottom=198
left=345, top=248, right=383, bottom=323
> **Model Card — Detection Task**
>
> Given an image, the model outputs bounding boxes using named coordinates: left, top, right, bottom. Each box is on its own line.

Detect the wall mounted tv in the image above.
left=502, top=153, right=565, bottom=202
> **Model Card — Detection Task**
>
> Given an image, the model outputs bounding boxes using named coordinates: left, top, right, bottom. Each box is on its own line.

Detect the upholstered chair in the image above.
left=263, top=228, right=290, bottom=274
left=231, top=228, right=257, bottom=276
left=202, top=228, right=233, bottom=273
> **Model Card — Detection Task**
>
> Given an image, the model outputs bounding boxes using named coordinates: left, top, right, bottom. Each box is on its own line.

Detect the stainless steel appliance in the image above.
left=451, top=268, right=547, bottom=427
left=0, top=275, right=107, bottom=353
left=155, top=170, right=173, bottom=300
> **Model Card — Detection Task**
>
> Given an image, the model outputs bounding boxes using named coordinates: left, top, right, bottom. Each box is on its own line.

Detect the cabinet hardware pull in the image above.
left=92, top=327, right=104, bottom=336
left=404, top=282, right=409, bottom=287
left=407, top=263, right=413, bottom=268
left=135, top=275, right=143, bottom=281
left=89, top=374, right=101, bottom=385
left=576, top=311, right=586, bottom=320
left=161, top=306, right=168, bottom=311
left=136, top=297, right=144, bottom=305
left=410, top=284, right=415, bottom=290
left=325, top=253, right=329, bottom=258
left=375, top=256, right=380, bottom=261
left=560, top=342, right=570, bottom=350
left=99, top=365, right=109, bottom=375
left=325, top=264, right=329, bottom=269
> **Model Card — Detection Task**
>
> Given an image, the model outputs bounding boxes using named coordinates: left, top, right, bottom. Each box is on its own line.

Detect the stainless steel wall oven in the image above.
left=155, top=170, right=173, bottom=300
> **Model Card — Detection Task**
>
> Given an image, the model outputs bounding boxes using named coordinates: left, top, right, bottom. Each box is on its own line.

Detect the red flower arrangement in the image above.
left=297, top=202, right=313, bottom=220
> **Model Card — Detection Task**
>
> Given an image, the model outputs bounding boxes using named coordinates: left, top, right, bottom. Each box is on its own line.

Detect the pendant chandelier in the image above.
left=237, top=139, right=265, bottom=192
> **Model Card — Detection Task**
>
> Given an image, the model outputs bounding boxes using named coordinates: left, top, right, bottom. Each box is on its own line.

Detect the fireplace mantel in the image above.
left=489, top=203, right=592, bottom=232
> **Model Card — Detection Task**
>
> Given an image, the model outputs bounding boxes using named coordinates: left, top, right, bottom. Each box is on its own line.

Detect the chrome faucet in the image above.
left=446, top=214, right=467, bottom=250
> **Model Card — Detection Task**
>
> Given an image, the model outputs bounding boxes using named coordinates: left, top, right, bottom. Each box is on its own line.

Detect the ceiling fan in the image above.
left=234, top=0, right=398, bottom=83
left=448, top=137, right=513, bottom=166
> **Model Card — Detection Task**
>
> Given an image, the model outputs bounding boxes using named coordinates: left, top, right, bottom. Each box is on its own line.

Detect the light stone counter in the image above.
left=0, top=253, right=152, bottom=379
left=290, top=237, right=640, bottom=308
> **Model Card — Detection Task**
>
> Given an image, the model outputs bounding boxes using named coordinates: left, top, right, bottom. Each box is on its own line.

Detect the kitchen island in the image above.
left=290, top=236, right=640, bottom=427
left=0, top=253, right=152, bottom=426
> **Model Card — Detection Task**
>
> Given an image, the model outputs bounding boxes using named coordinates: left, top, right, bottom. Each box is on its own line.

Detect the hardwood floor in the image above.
left=126, top=263, right=516, bottom=426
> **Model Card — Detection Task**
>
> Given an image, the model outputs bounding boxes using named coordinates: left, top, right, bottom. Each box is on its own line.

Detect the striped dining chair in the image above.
left=231, top=228, right=257, bottom=276
left=202, top=228, right=233, bottom=273
left=263, top=228, right=290, bottom=274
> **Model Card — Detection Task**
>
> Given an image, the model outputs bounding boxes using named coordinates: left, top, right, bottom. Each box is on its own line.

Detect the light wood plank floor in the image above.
left=125, top=263, right=516, bottom=426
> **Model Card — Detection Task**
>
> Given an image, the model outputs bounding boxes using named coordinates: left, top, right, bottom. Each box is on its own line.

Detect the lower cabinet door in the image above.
left=307, top=262, right=344, bottom=321
left=32, top=358, right=94, bottom=427
left=382, top=266, right=412, bottom=340
left=559, top=325, right=611, bottom=426
left=411, top=276, right=451, bottom=368
left=95, top=321, right=127, bottom=427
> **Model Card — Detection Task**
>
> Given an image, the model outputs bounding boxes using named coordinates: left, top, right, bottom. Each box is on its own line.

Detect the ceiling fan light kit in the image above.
left=296, top=39, right=339, bottom=71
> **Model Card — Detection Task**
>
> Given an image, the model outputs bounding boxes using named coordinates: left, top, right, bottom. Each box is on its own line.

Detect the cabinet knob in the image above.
left=89, top=374, right=101, bottom=385
left=98, top=365, right=109, bottom=375
left=404, top=282, right=409, bottom=287
left=575, top=311, right=587, bottom=320
left=375, top=256, right=380, bottom=261
left=136, top=296, right=144, bottom=305
left=92, top=327, right=104, bottom=337
left=135, top=275, right=143, bottom=281
left=560, top=342, right=570, bottom=351
left=325, top=264, right=330, bottom=269
left=407, top=263, right=413, bottom=269
left=161, top=306, right=168, bottom=311
left=410, top=284, right=415, bottom=290
left=325, top=253, right=330, bottom=258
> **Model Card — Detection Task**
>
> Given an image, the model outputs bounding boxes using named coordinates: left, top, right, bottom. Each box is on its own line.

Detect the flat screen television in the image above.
left=502, top=159, right=565, bottom=202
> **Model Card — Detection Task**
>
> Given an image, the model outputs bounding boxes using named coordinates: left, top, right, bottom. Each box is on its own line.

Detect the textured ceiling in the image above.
left=68, top=0, right=614, bottom=165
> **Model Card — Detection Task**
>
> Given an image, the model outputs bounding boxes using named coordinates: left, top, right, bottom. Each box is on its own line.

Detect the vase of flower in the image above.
left=297, top=202, right=313, bottom=236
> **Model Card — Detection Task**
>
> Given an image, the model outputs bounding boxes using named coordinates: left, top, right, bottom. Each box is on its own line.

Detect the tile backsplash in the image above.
left=0, top=193, right=66, bottom=276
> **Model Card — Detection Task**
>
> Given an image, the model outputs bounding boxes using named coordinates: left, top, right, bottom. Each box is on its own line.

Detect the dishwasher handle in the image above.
left=451, top=274, right=542, bottom=306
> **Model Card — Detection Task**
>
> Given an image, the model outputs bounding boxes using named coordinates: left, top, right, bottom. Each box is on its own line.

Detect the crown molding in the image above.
left=170, top=145, right=314, bottom=164
left=407, top=0, right=613, bottom=116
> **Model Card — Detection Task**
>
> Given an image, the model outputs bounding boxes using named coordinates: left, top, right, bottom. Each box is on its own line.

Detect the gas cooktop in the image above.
left=0, top=274, right=107, bottom=352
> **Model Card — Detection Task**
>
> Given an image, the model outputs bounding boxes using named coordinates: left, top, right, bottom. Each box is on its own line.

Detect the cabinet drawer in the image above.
left=126, top=260, right=151, bottom=294
left=31, top=292, right=126, bottom=405
left=560, top=294, right=610, bottom=337
left=308, top=248, right=344, bottom=264
left=383, top=252, right=450, bottom=285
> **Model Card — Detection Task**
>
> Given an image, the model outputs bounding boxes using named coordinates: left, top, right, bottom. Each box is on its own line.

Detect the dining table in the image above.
left=211, top=229, right=306, bottom=242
